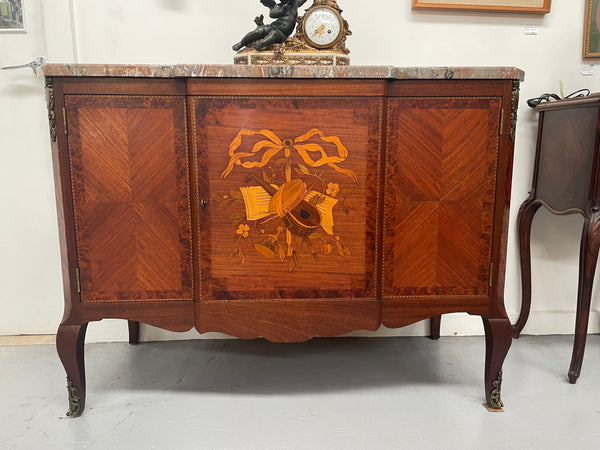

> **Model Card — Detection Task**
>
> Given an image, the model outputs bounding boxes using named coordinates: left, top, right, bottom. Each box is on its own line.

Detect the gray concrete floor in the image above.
left=1, top=334, right=599, bottom=449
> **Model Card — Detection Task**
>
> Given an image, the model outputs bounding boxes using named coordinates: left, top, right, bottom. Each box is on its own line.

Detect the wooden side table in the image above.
left=514, top=95, right=600, bottom=383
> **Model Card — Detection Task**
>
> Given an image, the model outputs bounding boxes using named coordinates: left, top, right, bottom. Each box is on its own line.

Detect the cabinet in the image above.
left=45, top=64, right=522, bottom=416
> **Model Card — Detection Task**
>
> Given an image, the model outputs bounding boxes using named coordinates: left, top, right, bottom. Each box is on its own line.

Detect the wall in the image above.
left=0, top=0, right=64, bottom=335
left=1, top=0, right=599, bottom=342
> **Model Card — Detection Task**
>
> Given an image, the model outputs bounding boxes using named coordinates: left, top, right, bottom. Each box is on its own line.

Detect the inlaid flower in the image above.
left=236, top=223, right=250, bottom=238
left=326, top=182, right=340, bottom=197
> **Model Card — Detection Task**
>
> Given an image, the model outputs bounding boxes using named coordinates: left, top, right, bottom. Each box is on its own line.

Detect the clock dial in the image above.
left=304, top=6, right=342, bottom=49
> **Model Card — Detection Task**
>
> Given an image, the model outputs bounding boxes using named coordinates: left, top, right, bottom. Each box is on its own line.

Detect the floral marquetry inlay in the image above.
left=215, top=128, right=357, bottom=272
left=193, top=94, right=380, bottom=300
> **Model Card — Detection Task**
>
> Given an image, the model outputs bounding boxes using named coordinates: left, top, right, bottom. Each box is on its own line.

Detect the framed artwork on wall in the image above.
left=584, top=0, right=600, bottom=58
left=412, top=0, right=551, bottom=14
left=0, top=0, right=25, bottom=31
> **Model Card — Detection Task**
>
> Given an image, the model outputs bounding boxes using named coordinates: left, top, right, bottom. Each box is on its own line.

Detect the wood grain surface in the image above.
left=383, top=96, right=501, bottom=299
left=66, top=95, right=193, bottom=302
left=192, top=94, right=382, bottom=302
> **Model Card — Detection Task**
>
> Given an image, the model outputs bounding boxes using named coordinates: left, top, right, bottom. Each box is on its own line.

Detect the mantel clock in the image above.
left=233, top=0, right=351, bottom=66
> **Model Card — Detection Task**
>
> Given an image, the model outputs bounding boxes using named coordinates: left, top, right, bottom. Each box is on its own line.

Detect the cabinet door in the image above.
left=65, top=95, right=193, bottom=302
left=191, top=90, right=382, bottom=303
left=535, top=104, right=600, bottom=212
left=383, top=95, right=502, bottom=306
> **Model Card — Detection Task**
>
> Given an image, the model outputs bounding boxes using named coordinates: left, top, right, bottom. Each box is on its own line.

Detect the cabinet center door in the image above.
left=192, top=94, right=382, bottom=302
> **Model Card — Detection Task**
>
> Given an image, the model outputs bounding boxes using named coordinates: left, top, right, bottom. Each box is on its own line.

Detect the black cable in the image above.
left=526, top=89, right=591, bottom=108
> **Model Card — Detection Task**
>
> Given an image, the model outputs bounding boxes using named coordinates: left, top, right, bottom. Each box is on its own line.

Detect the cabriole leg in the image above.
left=568, top=204, right=600, bottom=383
left=482, top=317, right=512, bottom=409
left=514, top=196, right=541, bottom=338
left=56, top=323, right=88, bottom=417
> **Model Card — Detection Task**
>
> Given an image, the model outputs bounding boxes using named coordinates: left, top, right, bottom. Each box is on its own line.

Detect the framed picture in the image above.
left=412, top=0, right=551, bottom=14
left=584, top=0, right=600, bottom=58
left=0, top=0, right=25, bottom=31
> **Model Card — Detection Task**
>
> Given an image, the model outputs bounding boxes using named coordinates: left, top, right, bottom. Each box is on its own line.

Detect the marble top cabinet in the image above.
left=44, top=64, right=523, bottom=416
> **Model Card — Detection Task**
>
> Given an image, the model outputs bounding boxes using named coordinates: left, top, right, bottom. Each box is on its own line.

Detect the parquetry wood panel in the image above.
left=383, top=97, right=501, bottom=298
left=66, top=95, right=193, bottom=302
left=192, top=96, right=382, bottom=301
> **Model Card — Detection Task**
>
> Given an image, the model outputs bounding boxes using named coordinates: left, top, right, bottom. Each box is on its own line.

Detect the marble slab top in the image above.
left=43, top=64, right=524, bottom=81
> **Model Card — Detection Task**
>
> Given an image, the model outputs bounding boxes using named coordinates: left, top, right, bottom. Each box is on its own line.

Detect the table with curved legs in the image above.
left=513, top=95, right=600, bottom=383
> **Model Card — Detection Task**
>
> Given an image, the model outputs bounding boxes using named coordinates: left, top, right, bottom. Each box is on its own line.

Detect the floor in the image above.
left=1, top=334, right=599, bottom=450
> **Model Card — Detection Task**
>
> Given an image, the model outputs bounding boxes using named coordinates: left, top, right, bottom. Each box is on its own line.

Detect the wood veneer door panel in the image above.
left=192, top=95, right=382, bottom=302
left=535, top=106, right=599, bottom=212
left=383, top=96, right=501, bottom=300
left=66, top=95, right=193, bottom=302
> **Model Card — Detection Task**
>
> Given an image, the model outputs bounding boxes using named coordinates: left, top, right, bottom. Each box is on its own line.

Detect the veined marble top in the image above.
left=43, top=64, right=524, bottom=81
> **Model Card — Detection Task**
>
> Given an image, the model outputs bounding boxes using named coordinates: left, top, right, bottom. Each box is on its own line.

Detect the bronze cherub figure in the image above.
left=232, top=0, right=308, bottom=52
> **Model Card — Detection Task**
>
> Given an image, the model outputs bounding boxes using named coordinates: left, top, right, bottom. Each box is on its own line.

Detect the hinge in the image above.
left=488, top=263, right=493, bottom=287
left=62, top=107, right=68, bottom=135
left=499, top=109, right=504, bottom=136
left=75, top=267, right=81, bottom=293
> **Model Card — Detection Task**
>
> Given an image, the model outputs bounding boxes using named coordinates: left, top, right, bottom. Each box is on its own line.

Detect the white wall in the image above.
left=1, top=0, right=599, bottom=342
left=0, top=0, right=64, bottom=335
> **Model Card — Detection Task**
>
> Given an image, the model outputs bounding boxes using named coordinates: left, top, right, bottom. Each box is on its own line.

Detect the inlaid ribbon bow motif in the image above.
left=221, top=128, right=357, bottom=183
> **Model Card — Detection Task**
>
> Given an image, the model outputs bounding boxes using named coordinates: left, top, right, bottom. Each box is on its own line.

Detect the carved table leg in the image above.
left=429, top=315, right=441, bottom=340
left=482, top=317, right=512, bottom=409
left=568, top=204, right=600, bottom=383
left=56, top=323, right=88, bottom=417
left=128, top=320, right=140, bottom=345
left=513, top=196, right=541, bottom=339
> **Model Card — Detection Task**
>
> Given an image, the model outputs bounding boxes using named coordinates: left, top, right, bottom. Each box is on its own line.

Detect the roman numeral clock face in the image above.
left=303, top=6, right=343, bottom=49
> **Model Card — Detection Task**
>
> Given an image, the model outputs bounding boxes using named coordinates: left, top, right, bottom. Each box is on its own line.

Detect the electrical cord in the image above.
left=526, top=88, right=591, bottom=108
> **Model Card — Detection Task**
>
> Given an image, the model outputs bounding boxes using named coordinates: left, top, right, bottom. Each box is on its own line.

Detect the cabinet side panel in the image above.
left=383, top=97, right=501, bottom=298
left=66, top=95, right=193, bottom=302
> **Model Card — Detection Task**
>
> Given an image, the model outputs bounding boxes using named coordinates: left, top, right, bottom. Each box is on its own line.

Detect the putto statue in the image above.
left=232, top=0, right=308, bottom=52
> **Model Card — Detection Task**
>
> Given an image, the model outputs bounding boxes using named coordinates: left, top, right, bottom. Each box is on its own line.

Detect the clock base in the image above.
left=234, top=48, right=350, bottom=66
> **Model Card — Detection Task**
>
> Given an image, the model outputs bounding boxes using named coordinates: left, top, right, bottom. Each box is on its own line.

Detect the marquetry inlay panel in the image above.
left=192, top=96, right=382, bottom=301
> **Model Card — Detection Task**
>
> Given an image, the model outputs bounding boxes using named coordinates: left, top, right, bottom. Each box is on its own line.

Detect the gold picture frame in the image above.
left=412, top=0, right=551, bottom=14
left=583, top=0, right=600, bottom=58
